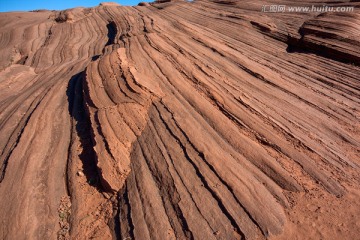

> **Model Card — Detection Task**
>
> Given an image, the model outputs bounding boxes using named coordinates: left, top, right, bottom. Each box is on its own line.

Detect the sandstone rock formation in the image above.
left=0, top=0, right=359, bottom=239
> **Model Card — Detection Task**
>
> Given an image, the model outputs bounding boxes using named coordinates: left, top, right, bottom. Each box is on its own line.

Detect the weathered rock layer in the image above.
left=0, top=0, right=359, bottom=239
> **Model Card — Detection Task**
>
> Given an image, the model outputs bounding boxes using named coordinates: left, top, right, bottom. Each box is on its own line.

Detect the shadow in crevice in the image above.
left=91, top=55, right=100, bottom=61
left=106, top=21, right=117, bottom=47
left=286, top=31, right=359, bottom=66
left=66, top=72, right=103, bottom=192
left=286, top=34, right=306, bottom=53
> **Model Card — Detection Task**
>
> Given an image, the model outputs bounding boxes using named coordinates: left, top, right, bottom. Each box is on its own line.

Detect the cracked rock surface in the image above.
left=0, top=1, right=359, bottom=239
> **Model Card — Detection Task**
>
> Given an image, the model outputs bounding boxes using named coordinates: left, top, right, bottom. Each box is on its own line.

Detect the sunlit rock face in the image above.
left=0, top=1, right=359, bottom=239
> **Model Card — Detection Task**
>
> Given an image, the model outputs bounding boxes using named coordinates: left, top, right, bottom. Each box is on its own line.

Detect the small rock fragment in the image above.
left=77, top=170, right=84, bottom=177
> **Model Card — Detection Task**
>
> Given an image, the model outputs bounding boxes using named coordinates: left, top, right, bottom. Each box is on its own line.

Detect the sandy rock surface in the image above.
left=0, top=0, right=359, bottom=239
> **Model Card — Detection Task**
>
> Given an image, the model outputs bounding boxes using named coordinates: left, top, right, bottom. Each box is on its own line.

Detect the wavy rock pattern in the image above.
left=0, top=1, right=359, bottom=239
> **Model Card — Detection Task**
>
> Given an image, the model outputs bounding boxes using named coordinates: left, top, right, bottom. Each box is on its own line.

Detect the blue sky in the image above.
left=0, top=0, right=151, bottom=12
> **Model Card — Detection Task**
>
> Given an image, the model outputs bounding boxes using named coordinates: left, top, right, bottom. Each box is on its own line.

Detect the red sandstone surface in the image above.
left=0, top=0, right=359, bottom=239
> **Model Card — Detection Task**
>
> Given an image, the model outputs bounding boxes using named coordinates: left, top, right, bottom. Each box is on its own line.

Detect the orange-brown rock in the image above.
left=0, top=0, right=359, bottom=239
